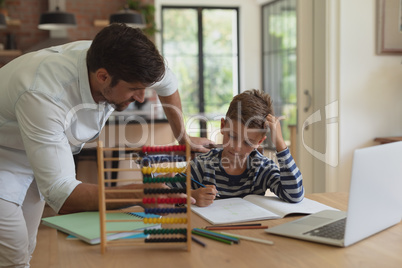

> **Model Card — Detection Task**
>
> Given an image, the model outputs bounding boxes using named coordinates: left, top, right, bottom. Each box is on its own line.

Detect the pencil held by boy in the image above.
left=169, top=89, right=304, bottom=207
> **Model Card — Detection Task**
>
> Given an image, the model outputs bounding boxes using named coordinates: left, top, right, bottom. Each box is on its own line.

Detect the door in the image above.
left=297, top=0, right=315, bottom=193
left=263, top=0, right=335, bottom=194
left=297, top=0, right=339, bottom=193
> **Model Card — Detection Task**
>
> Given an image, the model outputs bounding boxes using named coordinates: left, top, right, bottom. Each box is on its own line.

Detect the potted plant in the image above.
left=127, top=0, right=158, bottom=37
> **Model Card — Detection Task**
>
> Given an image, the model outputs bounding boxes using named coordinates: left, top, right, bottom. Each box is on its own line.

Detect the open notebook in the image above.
left=41, top=211, right=160, bottom=245
left=191, top=195, right=337, bottom=225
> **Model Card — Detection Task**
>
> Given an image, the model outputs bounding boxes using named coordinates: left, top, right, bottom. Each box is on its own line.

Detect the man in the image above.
left=0, top=23, right=210, bottom=266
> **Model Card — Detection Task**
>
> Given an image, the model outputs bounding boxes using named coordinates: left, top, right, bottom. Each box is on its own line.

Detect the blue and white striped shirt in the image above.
left=170, top=148, right=304, bottom=203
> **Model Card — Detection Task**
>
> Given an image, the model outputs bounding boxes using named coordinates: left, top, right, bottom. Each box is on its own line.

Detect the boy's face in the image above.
left=220, top=118, right=266, bottom=166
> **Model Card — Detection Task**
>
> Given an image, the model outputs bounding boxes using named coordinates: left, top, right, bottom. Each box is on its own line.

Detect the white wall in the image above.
left=154, top=0, right=262, bottom=92
left=337, top=0, right=402, bottom=191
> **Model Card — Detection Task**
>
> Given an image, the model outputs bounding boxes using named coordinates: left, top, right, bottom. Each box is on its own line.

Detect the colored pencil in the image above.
left=205, top=223, right=262, bottom=228
left=218, top=231, right=274, bottom=245
left=192, top=230, right=233, bottom=245
left=190, top=177, right=221, bottom=197
left=191, top=235, right=207, bottom=247
left=179, top=173, right=220, bottom=197
left=193, top=228, right=240, bottom=244
left=204, top=226, right=269, bottom=231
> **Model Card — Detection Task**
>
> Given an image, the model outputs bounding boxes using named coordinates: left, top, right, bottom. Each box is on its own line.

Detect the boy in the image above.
left=170, top=89, right=304, bottom=207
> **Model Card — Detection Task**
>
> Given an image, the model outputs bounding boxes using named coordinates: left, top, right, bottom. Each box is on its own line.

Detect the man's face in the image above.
left=220, top=118, right=266, bottom=166
left=102, top=80, right=146, bottom=111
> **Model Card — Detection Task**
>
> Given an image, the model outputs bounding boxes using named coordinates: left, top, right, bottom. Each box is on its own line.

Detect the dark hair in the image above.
left=225, top=89, right=273, bottom=130
left=86, top=23, right=165, bottom=87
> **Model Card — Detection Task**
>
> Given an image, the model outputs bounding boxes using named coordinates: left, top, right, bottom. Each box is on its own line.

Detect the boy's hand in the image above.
left=265, top=114, right=287, bottom=152
left=192, top=185, right=218, bottom=207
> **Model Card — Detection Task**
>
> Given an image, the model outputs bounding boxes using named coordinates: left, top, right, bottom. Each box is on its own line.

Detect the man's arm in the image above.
left=158, top=90, right=212, bottom=153
left=59, top=182, right=193, bottom=214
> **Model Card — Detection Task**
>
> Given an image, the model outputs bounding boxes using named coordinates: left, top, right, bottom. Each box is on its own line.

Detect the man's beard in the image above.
left=111, top=102, right=130, bottom=111
left=103, top=86, right=132, bottom=111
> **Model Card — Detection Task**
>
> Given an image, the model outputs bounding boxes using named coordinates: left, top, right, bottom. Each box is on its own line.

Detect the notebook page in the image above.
left=191, top=197, right=281, bottom=225
left=243, top=195, right=338, bottom=218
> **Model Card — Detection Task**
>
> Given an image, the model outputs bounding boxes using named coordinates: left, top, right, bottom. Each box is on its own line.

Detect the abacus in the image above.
left=97, top=141, right=192, bottom=254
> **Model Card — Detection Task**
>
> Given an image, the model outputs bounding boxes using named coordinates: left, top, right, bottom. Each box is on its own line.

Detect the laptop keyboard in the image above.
left=303, top=218, right=346, bottom=240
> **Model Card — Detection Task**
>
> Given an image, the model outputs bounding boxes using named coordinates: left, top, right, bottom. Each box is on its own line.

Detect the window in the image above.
left=262, top=0, right=297, bottom=146
left=161, top=6, right=239, bottom=141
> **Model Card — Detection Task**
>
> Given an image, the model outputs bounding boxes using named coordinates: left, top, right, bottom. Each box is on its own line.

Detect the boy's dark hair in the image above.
left=86, top=23, right=165, bottom=87
left=225, top=89, right=273, bottom=130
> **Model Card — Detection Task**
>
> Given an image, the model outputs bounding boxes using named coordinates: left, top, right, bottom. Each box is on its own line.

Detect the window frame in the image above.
left=161, top=5, right=241, bottom=137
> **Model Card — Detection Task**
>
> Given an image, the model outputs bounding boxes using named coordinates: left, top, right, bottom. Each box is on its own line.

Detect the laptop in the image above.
left=266, top=141, right=402, bottom=247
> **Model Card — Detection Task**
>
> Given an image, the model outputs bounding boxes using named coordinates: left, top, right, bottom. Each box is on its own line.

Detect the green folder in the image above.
left=41, top=212, right=159, bottom=245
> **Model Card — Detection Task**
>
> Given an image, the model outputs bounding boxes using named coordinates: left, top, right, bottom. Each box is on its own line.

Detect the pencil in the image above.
left=205, top=223, right=262, bottom=228
left=218, top=231, right=274, bottom=245
left=204, top=226, right=269, bottom=231
left=193, top=228, right=239, bottom=244
left=192, top=230, right=233, bottom=245
left=179, top=173, right=221, bottom=197
left=190, top=178, right=221, bottom=197
left=191, top=235, right=207, bottom=247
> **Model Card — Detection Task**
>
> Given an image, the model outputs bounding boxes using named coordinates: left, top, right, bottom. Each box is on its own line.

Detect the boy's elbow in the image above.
left=287, top=186, right=305, bottom=203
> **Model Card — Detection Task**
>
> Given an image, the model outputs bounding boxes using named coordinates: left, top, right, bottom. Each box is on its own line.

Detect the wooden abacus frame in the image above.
left=97, top=141, right=192, bottom=254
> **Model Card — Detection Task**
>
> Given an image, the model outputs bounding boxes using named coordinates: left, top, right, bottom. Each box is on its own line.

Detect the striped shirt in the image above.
left=169, top=148, right=304, bottom=203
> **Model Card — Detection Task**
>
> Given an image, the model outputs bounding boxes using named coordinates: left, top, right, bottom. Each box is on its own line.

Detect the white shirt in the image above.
left=0, top=41, right=178, bottom=212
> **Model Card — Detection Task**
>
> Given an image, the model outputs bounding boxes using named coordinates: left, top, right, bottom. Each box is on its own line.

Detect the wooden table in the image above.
left=374, top=136, right=402, bottom=144
left=31, top=193, right=402, bottom=268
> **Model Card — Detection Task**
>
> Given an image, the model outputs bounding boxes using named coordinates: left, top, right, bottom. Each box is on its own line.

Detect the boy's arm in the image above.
left=264, top=149, right=304, bottom=203
left=276, top=149, right=304, bottom=201
left=167, top=158, right=218, bottom=207
left=265, top=114, right=287, bottom=152
left=166, top=178, right=217, bottom=207
left=192, top=186, right=218, bottom=207
left=263, top=114, right=303, bottom=202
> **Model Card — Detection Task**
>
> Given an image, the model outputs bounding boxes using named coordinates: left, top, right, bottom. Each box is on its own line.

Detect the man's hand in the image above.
left=186, top=136, right=214, bottom=153
left=158, top=91, right=214, bottom=153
